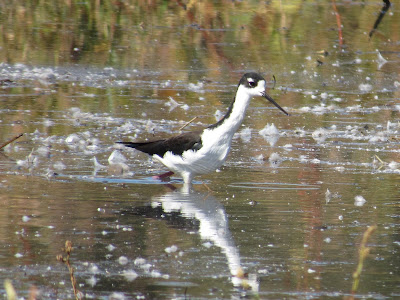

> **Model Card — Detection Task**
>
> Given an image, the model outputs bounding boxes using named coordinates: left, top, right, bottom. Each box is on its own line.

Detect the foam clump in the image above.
left=188, top=81, right=204, bottom=93
left=134, top=257, right=147, bottom=266
left=312, top=128, right=329, bottom=143
left=86, top=276, right=98, bottom=287
left=359, top=83, right=373, bottom=92
left=239, top=127, right=252, bottom=142
left=165, top=245, right=178, bottom=253
left=65, top=133, right=80, bottom=144
left=368, top=131, right=388, bottom=143
left=116, top=122, right=137, bottom=134
left=16, top=151, right=39, bottom=169
left=53, top=161, right=66, bottom=170
left=259, top=123, right=279, bottom=136
left=108, top=150, right=127, bottom=164
left=36, top=146, right=50, bottom=157
left=69, top=107, right=93, bottom=121
left=294, top=127, right=306, bottom=137
left=269, top=153, right=282, bottom=167
left=388, top=161, right=399, bottom=170
left=107, top=150, right=131, bottom=175
left=254, top=154, right=264, bottom=162
left=259, top=123, right=280, bottom=146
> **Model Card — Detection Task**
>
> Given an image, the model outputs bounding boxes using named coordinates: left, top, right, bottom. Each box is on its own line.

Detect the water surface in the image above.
left=0, top=1, right=399, bottom=299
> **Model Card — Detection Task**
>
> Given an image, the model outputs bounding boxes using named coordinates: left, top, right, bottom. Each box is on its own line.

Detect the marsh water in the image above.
left=0, top=1, right=399, bottom=299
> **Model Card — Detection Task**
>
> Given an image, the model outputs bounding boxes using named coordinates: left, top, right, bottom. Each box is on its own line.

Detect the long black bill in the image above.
left=262, top=92, right=289, bottom=116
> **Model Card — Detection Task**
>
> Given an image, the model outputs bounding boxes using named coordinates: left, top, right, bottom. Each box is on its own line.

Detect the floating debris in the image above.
left=376, top=49, right=388, bottom=69
left=118, top=256, right=129, bottom=265
left=165, top=96, right=180, bottom=112
left=122, top=270, right=138, bottom=282
left=354, top=195, right=367, bottom=207
left=93, top=157, right=106, bottom=171
left=53, top=161, right=67, bottom=171
left=22, top=215, right=31, bottom=223
left=106, top=244, right=116, bottom=252
left=214, top=109, right=224, bottom=121
left=325, top=189, right=332, bottom=204
left=86, top=276, right=97, bottom=287
left=109, top=292, right=126, bottom=300
left=359, top=83, right=373, bottom=93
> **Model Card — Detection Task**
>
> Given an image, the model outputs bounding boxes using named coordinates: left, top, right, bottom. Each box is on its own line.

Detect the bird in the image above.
left=117, top=72, right=289, bottom=184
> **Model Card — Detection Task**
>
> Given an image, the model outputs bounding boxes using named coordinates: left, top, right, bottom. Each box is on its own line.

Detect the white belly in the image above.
left=154, top=128, right=234, bottom=181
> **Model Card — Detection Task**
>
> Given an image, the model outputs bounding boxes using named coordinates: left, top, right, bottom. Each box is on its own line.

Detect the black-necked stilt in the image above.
left=117, top=72, right=289, bottom=183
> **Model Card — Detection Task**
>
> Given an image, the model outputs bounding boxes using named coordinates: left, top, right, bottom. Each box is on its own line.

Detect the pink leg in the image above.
left=152, top=171, right=174, bottom=180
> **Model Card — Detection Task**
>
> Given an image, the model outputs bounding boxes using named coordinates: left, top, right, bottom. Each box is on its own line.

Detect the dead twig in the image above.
left=0, top=133, right=24, bottom=150
left=374, top=155, right=385, bottom=164
left=57, top=241, right=82, bottom=300
left=179, top=116, right=197, bottom=131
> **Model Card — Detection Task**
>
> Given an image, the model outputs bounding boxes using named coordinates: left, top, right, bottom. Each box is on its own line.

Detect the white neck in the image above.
left=209, top=85, right=252, bottom=137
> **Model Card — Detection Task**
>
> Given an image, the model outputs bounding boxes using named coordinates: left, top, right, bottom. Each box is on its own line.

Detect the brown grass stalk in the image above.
left=57, top=240, right=82, bottom=300
left=0, top=133, right=24, bottom=150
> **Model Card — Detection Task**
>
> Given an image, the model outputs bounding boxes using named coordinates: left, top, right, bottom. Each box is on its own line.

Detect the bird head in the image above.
left=240, top=72, right=289, bottom=116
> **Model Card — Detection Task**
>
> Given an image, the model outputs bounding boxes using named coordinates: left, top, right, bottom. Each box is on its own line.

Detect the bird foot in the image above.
left=152, top=171, right=174, bottom=181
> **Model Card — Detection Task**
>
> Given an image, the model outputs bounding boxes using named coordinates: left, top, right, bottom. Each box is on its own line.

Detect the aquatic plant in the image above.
left=349, top=225, right=377, bottom=298
left=57, top=240, right=83, bottom=300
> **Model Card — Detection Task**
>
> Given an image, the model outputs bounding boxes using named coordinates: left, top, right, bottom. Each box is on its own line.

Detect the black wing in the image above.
left=117, top=131, right=203, bottom=157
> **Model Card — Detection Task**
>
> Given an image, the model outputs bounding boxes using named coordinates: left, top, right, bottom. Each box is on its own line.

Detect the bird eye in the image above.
left=248, top=80, right=256, bottom=87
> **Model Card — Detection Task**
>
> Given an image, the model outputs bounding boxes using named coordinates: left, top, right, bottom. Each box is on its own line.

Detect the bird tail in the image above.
left=116, top=141, right=166, bottom=157
left=116, top=141, right=146, bottom=149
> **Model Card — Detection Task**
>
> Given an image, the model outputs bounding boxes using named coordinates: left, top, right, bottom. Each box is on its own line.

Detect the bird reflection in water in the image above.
left=132, top=183, right=259, bottom=292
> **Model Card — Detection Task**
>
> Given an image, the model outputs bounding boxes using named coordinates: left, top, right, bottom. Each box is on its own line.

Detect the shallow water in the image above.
left=0, top=1, right=399, bottom=299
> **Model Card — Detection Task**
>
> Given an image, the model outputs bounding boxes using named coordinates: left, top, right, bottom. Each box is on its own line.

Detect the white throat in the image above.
left=208, top=84, right=256, bottom=138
